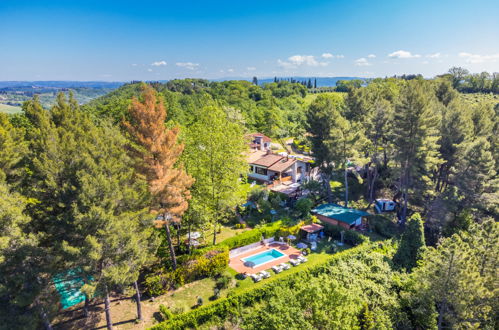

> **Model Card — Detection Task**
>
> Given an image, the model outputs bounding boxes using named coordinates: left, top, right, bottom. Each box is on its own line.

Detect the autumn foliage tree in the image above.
left=124, top=84, right=194, bottom=270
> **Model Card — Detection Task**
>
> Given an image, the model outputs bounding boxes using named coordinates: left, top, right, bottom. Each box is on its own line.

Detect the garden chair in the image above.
left=280, top=263, right=290, bottom=270
left=250, top=273, right=262, bottom=282
left=272, top=265, right=283, bottom=273
left=260, top=270, right=271, bottom=278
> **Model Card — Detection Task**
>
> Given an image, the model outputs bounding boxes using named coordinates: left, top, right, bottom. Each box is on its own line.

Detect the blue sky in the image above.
left=1, top=0, right=498, bottom=81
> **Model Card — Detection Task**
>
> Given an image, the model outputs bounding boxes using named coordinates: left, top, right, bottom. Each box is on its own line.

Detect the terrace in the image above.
left=229, top=242, right=301, bottom=275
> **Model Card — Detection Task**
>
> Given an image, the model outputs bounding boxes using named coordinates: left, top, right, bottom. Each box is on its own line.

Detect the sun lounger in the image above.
left=280, top=263, right=290, bottom=270
left=260, top=270, right=271, bottom=278
left=298, top=255, right=308, bottom=263
left=250, top=273, right=262, bottom=282
left=272, top=265, right=283, bottom=273
left=289, top=259, right=301, bottom=266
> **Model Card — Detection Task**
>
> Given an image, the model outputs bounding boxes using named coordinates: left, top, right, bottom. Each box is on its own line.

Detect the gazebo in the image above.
left=300, top=223, right=324, bottom=242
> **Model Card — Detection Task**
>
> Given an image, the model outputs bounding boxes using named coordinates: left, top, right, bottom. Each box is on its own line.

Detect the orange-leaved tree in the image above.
left=124, top=84, right=194, bottom=270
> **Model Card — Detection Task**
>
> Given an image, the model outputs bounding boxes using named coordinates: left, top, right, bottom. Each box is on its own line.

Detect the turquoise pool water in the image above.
left=242, top=248, right=286, bottom=267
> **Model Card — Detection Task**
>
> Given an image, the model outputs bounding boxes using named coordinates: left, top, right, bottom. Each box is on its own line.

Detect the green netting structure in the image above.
left=53, top=268, right=92, bottom=309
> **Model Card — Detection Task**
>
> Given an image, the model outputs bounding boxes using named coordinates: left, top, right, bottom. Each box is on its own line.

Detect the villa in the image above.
left=247, top=132, right=272, bottom=151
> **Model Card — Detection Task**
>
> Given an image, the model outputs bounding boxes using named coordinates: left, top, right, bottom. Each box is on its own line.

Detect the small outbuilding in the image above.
left=300, top=223, right=324, bottom=242
left=312, top=203, right=371, bottom=229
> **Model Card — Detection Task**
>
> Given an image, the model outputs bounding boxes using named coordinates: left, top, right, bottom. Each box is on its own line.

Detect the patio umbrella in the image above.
left=296, top=243, right=307, bottom=249
left=287, top=235, right=296, bottom=240
left=244, top=261, right=256, bottom=268
left=190, top=231, right=201, bottom=239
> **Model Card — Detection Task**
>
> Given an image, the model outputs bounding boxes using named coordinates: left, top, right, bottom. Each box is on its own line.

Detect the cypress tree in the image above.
left=393, top=213, right=426, bottom=270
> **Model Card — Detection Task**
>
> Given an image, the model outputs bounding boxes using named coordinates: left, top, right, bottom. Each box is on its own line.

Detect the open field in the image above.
left=0, top=103, right=22, bottom=114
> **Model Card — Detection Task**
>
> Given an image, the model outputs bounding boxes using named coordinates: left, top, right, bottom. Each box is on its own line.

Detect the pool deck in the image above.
left=229, top=243, right=301, bottom=275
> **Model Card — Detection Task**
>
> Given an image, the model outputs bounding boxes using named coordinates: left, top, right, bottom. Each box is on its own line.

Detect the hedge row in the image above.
left=195, top=221, right=283, bottom=255
left=149, top=243, right=375, bottom=329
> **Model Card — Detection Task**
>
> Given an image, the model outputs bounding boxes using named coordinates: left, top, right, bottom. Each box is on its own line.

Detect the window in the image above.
left=255, top=167, right=267, bottom=175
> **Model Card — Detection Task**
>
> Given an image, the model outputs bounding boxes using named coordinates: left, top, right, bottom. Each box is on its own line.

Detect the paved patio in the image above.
left=229, top=242, right=301, bottom=275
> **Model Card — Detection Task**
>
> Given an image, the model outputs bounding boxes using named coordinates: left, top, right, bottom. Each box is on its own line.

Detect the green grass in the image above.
left=154, top=277, right=223, bottom=312
left=0, top=103, right=22, bottom=114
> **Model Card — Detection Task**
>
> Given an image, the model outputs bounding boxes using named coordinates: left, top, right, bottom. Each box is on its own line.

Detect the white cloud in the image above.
left=227, top=68, right=234, bottom=73
left=176, top=62, right=199, bottom=70
left=322, top=53, right=344, bottom=59
left=355, top=58, right=371, bottom=66
left=458, top=52, right=499, bottom=63
left=247, top=66, right=256, bottom=71
left=151, top=60, right=167, bottom=66
left=426, top=52, right=441, bottom=59
left=131, top=63, right=138, bottom=66
left=147, top=68, right=153, bottom=72
left=367, top=54, right=376, bottom=58
left=278, top=55, right=328, bottom=68
left=388, top=50, right=421, bottom=59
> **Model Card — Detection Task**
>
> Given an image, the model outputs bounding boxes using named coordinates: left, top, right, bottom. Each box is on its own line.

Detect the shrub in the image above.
left=197, top=296, right=204, bottom=307
left=144, top=247, right=229, bottom=294
left=216, top=273, right=231, bottom=290
left=144, top=275, right=167, bottom=297
left=211, top=288, right=221, bottom=300
left=159, top=304, right=174, bottom=321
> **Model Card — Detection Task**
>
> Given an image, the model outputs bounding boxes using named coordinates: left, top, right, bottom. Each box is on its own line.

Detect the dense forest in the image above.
left=0, top=67, right=498, bottom=330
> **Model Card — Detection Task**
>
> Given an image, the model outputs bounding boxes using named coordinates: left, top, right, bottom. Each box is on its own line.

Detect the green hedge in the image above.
left=195, top=221, right=283, bottom=255
left=149, top=243, right=375, bottom=329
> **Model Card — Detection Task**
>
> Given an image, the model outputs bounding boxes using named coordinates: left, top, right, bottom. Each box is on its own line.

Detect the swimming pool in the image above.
left=241, top=248, right=286, bottom=267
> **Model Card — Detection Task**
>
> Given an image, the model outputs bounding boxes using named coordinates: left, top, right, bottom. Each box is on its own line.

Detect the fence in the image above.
left=229, top=237, right=275, bottom=258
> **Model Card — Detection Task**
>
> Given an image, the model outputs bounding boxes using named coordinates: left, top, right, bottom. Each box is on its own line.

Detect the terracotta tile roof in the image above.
left=268, top=157, right=296, bottom=172
left=251, top=153, right=283, bottom=168
left=301, top=223, right=324, bottom=233
left=247, top=150, right=267, bottom=163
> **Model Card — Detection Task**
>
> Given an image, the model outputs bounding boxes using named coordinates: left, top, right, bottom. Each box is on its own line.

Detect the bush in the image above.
left=197, top=296, right=204, bottom=307
left=144, top=247, right=229, bottom=294
left=216, top=273, right=231, bottom=290
left=159, top=304, right=174, bottom=321
left=144, top=275, right=167, bottom=297
left=211, top=288, right=221, bottom=301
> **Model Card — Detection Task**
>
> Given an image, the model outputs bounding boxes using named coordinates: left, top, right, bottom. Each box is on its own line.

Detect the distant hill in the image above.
left=209, top=76, right=365, bottom=87
left=0, top=81, right=124, bottom=89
